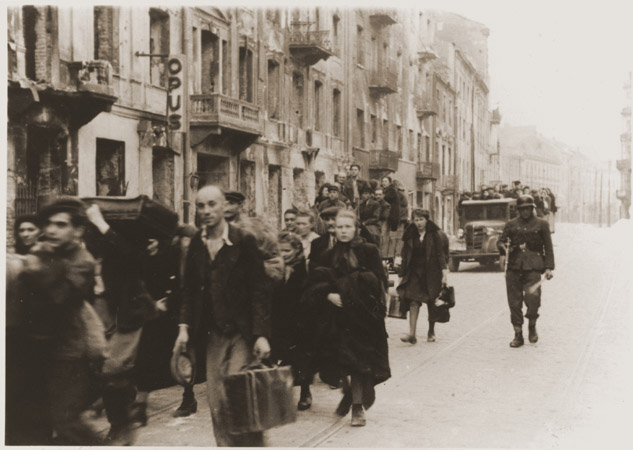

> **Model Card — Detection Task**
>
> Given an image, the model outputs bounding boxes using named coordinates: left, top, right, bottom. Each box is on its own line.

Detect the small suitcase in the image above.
left=224, top=363, right=296, bottom=434
left=82, top=195, right=179, bottom=242
left=388, top=294, right=407, bottom=319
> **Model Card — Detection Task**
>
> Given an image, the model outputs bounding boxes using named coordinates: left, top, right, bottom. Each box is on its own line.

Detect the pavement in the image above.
left=85, top=222, right=633, bottom=448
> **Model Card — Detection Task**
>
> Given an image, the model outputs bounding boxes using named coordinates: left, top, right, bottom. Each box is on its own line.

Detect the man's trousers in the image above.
left=505, top=270, right=542, bottom=326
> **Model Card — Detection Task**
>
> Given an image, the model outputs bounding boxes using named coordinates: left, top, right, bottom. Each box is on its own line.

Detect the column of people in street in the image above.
left=5, top=162, right=554, bottom=446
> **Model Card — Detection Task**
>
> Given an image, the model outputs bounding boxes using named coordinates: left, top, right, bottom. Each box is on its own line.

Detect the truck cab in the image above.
left=448, top=198, right=517, bottom=272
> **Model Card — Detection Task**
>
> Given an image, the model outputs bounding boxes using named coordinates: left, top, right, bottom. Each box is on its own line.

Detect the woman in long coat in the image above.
left=303, top=209, right=390, bottom=427
left=270, top=231, right=312, bottom=410
left=397, top=209, right=448, bottom=344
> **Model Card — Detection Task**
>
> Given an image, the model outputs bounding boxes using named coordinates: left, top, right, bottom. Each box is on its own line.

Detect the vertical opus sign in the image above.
left=166, top=54, right=186, bottom=139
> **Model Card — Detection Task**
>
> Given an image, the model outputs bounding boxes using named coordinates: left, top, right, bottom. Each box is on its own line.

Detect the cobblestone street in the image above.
left=84, top=222, right=632, bottom=448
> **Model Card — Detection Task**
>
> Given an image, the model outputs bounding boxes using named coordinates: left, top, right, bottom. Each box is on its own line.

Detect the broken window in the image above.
left=239, top=46, right=253, bottom=102
left=149, top=9, right=169, bottom=88
left=332, top=88, right=341, bottom=137
left=96, top=138, right=125, bottom=196
left=267, top=60, right=280, bottom=119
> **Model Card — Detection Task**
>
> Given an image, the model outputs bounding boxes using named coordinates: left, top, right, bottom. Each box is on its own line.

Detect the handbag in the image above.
left=430, top=285, right=455, bottom=324
left=387, top=294, right=407, bottom=319
left=224, top=361, right=297, bottom=434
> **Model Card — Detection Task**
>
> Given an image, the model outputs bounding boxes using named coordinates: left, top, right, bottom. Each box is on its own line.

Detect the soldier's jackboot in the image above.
left=528, top=319, right=538, bottom=343
left=510, top=326, right=524, bottom=348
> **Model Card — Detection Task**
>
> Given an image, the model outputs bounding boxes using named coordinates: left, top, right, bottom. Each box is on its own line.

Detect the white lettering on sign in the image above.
left=167, top=55, right=186, bottom=133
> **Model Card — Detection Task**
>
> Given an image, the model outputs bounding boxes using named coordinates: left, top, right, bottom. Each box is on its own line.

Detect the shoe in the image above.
left=510, top=333, right=524, bottom=348
left=298, top=394, right=312, bottom=411
left=129, top=402, right=147, bottom=427
left=427, top=334, right=436, bottom=342
left=351, top=404, right=366, bottom=427
left=528, top=326, right=538, bottom=343
left=400, top=335, right=417, bottom=344
left=172, top=397, right=198, bottom=418
left=104, top=425, right=136, bottom=446
left=335, top=390, right=353, bottom=417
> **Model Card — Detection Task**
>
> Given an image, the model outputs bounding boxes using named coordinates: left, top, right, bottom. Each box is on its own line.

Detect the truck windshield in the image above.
left=464, top=207, right=484, bottom=221
left=463, top=204, right=508, bottom=221
left=487, top=204, right=508, bottom=220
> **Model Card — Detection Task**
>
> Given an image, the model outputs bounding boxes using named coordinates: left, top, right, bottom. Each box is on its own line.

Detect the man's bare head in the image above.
left=196, top=185, right=226, bottom=228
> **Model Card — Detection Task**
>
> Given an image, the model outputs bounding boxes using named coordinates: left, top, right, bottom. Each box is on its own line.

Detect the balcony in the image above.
left=416, top=99, right=438, bottom=120
left=616, top=159, right=631, bottom=172
left=369, top=9, right=397, bottom=27
left=288, top=22, right=333, bottom=65
left=417, top=46, right=438, bottom=63
left=438, top=174, right=459, bottom=191
left=190, top=93, right=263, bottom=149
left=416, top=161, right=441, bottom=180
left=369, top=65, right=398, bottom=96
left=68, top=60, right=115, bottom=98
left=369, top=149, right=399, bottom=172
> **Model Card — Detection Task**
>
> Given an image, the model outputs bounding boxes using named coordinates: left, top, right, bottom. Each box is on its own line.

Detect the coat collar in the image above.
left=402, top=220, right=439, bottom=242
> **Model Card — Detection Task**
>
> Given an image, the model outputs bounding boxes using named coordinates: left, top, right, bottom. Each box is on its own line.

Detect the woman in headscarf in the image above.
left=270, top=231, right=313, bottom=410
left=397, top=209, right=448, bottom=344
left=13, top=214, right=41, bottom=255
left=303, top=210, right=390, bottom=427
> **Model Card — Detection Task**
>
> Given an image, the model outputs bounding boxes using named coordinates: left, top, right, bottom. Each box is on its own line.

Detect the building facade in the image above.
left=616, top=71, right=631, bottom=219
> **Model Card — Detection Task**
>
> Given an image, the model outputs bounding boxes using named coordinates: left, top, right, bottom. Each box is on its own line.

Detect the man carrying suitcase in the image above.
left=174, top=185, right=271, bottom=447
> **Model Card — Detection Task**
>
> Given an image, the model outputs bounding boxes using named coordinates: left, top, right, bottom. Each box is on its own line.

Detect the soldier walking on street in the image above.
left=498, top=195, right=555, bottom=348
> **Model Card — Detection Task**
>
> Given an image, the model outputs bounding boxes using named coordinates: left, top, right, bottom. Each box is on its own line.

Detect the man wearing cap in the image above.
left=224, top=190, right=246, bottom=227
left=308, top=206, right=340, bottom=272
left=317, top=184, right=348, bottom=212
left=498, top=195, right=555, bottom=348
left=17, top=197, right=104, bottom=445
left=174, top=185, right=270, bottom=446
left=342, top=164, right=369, bottom=209
left=358, top=186, right=381, bottom=246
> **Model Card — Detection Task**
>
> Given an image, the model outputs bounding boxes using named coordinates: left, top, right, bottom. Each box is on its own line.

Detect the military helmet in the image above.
left=516, top=195, right=536, bottom=209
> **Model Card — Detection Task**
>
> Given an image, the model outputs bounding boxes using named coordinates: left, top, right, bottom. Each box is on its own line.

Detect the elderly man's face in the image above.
left=337, top=173, right=347, bottom=184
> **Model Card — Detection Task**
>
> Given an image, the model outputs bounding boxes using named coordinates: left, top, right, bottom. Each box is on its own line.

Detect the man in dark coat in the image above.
left=309, top=206, right=340, bottom=272
left=174, top=185, right=271, bottom=447
left=317, top=184, right=348, bottom=212
left=17, top=197, right=104, bottom=445
left=342, top=164, right=370, bottom=209
left=498, top=195, right=554, bottom=348
left=396, top=209, right=448, bottom=344
left=358, top=186, right=381, bottom=246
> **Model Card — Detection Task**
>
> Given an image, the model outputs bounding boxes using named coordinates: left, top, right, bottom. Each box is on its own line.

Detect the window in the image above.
left=332, top=88, right=341, bottom=137
left=267, top=60, right=280, bottom=119
left=417, top=133, right=422, bottom=162
left=396, top=125, right=402, bottom=156
left=408, top=129, right=414, bottom=160
left=94, top=6, right=119, bottom=74
left=355, top=109, right=365, bottom=148
left=382, top=119, right=389, bottom=148
left=292, top=72, right=304, bottom=127
left=425, top=136, right=431, bottom=161
left=314, top=80, right=323, bottom=131
left=371, top=114, right=377, bottom=144
left=356, top=25, right=364, bottom=66
left=222, top=40, right=230, bottom=94
left=239, top=46, right=253, bottom=102
left=332, top=15, right=340, bottom=55
left=149, top=9, right=169, bottom=88
left=96, top=138, right=125, bottom=196
left=152, top=146, right=174, bottom=209
left=201, top=30, right=220, bottom=94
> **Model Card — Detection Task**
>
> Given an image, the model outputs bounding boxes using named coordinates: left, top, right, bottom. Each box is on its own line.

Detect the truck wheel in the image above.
left=448, top=257, right=460, bottom=272
left=497, top=255, right=506, bottom=272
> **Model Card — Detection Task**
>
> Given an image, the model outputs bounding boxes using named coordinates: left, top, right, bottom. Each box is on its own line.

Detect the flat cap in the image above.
left=225, top=191, right=245, bottom=204
left=320, top=206, right=341, bottom=218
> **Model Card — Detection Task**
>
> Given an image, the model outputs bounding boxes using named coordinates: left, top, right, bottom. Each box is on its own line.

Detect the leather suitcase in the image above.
left=388, top=294, right=407, bottom=319
left=82, top=195, right=179, bottom=242
left=224, top=364, right=296, bottom=434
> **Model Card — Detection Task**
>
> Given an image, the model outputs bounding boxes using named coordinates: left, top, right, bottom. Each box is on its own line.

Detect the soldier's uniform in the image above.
left=498, top=196, right=554, bottom=346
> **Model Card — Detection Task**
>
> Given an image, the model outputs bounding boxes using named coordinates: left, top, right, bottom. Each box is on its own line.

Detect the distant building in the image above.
left=617, top=72, right=632, bottom=219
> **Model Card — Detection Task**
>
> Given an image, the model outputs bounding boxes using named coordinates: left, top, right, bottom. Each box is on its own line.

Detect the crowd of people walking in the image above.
left=5, top=162, right=555, bottom=446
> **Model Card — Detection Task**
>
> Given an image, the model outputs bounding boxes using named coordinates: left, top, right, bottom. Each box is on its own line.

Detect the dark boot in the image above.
left=528, top=320, right=538, bottom=343
left=361, top=379, right=375, bottom=410
left=172, top=390, right=197, bottom=418
left=510, top=326, right=524, bottom=348
left=351, top=404, right=366, bottom=427
left=335, top=389, right=353, bottom=417
left=297, top=385, right=312, bottom=411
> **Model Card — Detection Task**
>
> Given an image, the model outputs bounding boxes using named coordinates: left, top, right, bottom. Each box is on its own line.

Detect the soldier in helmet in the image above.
left=497, top=195, right=555, bottom=348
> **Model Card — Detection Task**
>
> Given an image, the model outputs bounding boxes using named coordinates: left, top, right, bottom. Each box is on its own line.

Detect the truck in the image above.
left=448, top=198, right=518, bottom=272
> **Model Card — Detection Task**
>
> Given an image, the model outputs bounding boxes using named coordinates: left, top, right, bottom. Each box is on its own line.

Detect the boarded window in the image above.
left=152, top=147, right=174, bottom=209
left=240, top=160, right=256, bottom=217
left=267, top=60, right=280, bottom=119
left=96, top=138, right=125, bottom=196
left=332, top=88, right=341, bottom=137
left=149, top=9, right=169, bottom=88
